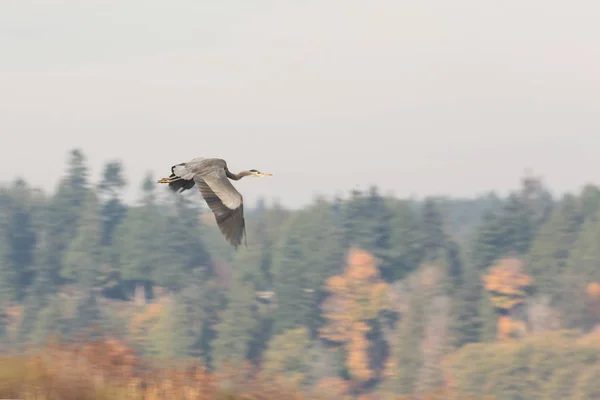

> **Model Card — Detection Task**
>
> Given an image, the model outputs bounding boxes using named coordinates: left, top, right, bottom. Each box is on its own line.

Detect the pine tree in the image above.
left=420, top=198, right=448, bottom=263
left=152, top=193, right=210, bottom=290
left=178, top=274, right=227, bottom=367
left=385, top=199, right=424, bottom=281
left=340, top=188, right=393, bottom=271
left=388, top=282, right=425, bottom=395
left=526, top=194, right=584, bottom=296
left=97, top=160, right=128, bottom=247
left=212, top=279, right=261, bottom=369
left=43, top=149, right=91, bottom=286
left=61, top=192, right=104, bottom=287
left=449, top=264, right=483, bottom=348
left=495, top=194, right=535, bottom=255
left=2, top=180, right=37, bottom=298
left=114, top=173, right=166, bottom=299
left=271, top=199, right=344, bottom=336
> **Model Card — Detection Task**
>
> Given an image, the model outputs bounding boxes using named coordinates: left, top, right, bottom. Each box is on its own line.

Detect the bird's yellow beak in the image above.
left=257, top=172, right=273, bottom=177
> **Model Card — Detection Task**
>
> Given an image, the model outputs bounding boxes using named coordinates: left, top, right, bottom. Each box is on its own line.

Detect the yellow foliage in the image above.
left=347, top=325, right=373, bottom=383
left=482, top=258, right=532, bottom=311
left=496, top=315, right=527, bottom=340
left=319, top=248, right=391, bottom=385
left=0, top=336, right=345, bottom=400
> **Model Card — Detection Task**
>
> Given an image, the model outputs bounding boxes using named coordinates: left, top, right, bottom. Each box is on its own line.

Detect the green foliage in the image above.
left=147, top=296, right=195, bottom=360
left=212, top=279, right=261, bottom=369
left=262, top=327, right=314, bottom=386
left=388, top=282, right=425, bottom=394
left=449, top=264, right=484, bottom=348
left=445, top=330, right=600, bottom=400
left=271, top=199, right=344, bottom=336
left=62, top=192, right=104, bottom=286
left=32, top=296, right=66, bottom=345
left=526, top=194, right=585, bottom=296
left=567, top=207, right=600, bottom=283
left=385, top=199, right=424, bottom=281
left=4, top=148, right=600, bottom=398
left=340, top=188, right=393, bottom=273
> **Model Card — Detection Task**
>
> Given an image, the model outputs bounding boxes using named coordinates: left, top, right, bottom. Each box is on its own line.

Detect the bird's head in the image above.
left=248, top=169, right=273, bottom=177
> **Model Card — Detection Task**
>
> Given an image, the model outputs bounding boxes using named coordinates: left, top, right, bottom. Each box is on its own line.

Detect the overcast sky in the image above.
left=1, top=0, right=599, bottom=207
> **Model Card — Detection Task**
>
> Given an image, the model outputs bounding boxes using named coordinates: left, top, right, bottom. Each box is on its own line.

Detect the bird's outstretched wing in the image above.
left=193, top=170, right=246, bottom=248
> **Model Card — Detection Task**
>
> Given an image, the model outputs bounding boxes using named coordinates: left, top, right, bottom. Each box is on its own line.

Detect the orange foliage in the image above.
left=482, top=258, right=532, bottom=311
left=390, top=387, right=496, bottom=400
left=347, top=324, right=373, bottom=382
left=313, top=377, right=352, bottom=400
left=5, top=304, right=21, bottom=319
left=496, top=315, right=526, bottom=340
left=587, top=282, right=600, bottom=322
left=587, top=282, right=600, bottom=299
left=0, top=334, right=497, bottom=400
left=319, top=248, right=391, bottom=384
left=0, top=336, right=353, bottom=400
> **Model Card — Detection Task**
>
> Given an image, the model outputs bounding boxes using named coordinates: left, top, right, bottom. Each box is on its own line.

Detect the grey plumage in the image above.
left=157, top=157, right=272, bottom=249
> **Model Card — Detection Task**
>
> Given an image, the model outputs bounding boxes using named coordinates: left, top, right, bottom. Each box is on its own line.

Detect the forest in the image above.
left=1, top=148, right=600, bottom=399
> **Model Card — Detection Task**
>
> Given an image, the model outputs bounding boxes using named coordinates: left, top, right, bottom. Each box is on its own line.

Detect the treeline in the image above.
left=1, top=149, right=600, bottom=399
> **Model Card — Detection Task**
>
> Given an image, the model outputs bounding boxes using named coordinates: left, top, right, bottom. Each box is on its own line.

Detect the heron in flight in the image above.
left=157, top=157, right=272, bottom=249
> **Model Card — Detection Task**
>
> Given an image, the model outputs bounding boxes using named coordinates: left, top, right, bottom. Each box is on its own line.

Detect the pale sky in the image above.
left=1, top=0, right=599, bottom=207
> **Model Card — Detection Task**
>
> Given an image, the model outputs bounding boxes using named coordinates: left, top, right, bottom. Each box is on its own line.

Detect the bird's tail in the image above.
left=159, top=163, right=196, bottom=193
left=167, top=176, right=196, bottom=193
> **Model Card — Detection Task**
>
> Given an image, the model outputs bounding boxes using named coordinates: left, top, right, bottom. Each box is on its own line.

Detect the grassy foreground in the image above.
left=0, top=335, right=483, bottom=400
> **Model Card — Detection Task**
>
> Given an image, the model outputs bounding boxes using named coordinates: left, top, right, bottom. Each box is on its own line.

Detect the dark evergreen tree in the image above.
left=271, top=199, right=344, bottom=336
left=97, top=160, right=128, bottom=248
left=385, top=199, right=423, bottom=281
left=43, top=149, right=91, bottom=286
left=2, top=180, right=37, bottom=298
left=449, top=264, right=484, bottom=348
left=527, top=194, right=585, bottom=296
left=340, top=187, right=393, bottom=271
left=212, top=279, right=261, bottom=368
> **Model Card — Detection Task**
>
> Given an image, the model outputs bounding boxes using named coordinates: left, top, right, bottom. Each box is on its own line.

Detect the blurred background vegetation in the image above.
left=1, top=148, right=600, bottom=399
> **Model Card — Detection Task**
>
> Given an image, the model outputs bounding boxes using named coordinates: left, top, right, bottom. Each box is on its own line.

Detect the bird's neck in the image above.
left=226, top=169, right=252, bottom=181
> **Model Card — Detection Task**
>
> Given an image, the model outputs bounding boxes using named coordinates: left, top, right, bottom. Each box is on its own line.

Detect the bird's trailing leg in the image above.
left=157, top=176, right=182, bottom=184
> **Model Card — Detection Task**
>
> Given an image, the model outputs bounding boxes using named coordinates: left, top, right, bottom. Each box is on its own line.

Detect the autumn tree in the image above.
left=319, top=248, right=391, bottom=387
left=482, top=257, right=532, bottom=339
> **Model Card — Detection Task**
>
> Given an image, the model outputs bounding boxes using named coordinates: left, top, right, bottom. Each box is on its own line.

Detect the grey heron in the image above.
left=157, top=157, right=272, bottom=249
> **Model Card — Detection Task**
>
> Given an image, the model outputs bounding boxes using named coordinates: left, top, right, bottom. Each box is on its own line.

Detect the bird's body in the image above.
left=157, top=157, right=272, bottom=249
